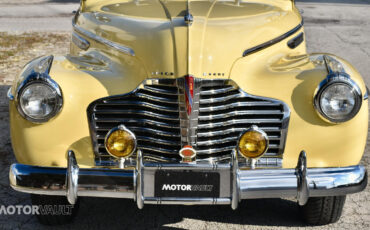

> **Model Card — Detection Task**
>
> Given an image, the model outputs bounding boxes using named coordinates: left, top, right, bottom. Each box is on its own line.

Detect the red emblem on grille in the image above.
left=185, top=75, right=194, bottom=116
left=179, top=145, right=196, bottom=162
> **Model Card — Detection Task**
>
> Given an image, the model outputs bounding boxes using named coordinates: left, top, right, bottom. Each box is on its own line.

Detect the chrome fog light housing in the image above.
left=238, top=125, right=269, bottom=159
left=105, top=125, right=137, bottom=158
left=314, top=74, right=362, bottom=123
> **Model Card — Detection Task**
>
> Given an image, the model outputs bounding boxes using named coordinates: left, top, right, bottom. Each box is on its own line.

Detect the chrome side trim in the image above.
left=72, top=19, right=135, bottom=56
left=72, top=32, right=90, bottom=50
left=242, top=20, right=304, bottom=57
left=7, top=87, right=14, bottom=101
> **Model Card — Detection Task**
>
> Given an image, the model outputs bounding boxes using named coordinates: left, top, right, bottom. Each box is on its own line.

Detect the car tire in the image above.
left=31, top=194, right=79, bottom=225
left=300, top=195, right=346, bottom=225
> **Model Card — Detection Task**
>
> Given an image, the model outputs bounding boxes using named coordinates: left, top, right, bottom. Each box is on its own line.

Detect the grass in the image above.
left=0, top=32, right=68, bottom=63
left=0, top=32, right=70, bottom=84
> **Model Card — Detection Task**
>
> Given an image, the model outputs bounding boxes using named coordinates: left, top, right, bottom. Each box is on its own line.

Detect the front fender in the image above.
left=10, top=52, right=147, bottom=168
left=231, top=51, right=368, bottom=168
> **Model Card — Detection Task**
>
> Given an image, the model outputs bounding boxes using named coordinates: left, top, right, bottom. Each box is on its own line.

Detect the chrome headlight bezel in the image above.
left=15, top=55, right=63, bottom=123
left=314, top=73, right=362, bottom=123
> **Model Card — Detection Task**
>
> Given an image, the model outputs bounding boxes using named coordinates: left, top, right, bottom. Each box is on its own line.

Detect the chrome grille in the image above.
left=87, top=78, right=290, bottom=167
left=196, top=80, right=289, bottom=167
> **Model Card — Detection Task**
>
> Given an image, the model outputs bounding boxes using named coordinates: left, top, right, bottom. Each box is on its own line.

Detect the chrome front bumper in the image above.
left=9, top=150, right=367, bottom=209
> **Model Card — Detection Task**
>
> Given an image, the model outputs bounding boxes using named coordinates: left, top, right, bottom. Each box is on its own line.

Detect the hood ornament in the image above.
left=184, top=11, right=193, bottom=26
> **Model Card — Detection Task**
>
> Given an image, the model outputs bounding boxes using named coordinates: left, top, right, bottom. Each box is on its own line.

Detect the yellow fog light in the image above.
left=105, top=125, right=137, bottom=158
left=238, top=125, right=269, bottom=159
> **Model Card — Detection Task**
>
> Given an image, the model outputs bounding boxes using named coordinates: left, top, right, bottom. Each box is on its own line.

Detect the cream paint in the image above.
left=9, top=0, right=368, bottom=168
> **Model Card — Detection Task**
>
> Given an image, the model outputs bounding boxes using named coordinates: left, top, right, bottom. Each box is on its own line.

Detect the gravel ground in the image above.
left=0, top=1, right=369, bottom=229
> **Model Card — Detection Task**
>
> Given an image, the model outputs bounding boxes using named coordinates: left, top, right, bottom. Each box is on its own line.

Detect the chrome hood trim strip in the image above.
left=72, top=19, right=135, bottom=56
left=242, top=19, right=304, bottom=57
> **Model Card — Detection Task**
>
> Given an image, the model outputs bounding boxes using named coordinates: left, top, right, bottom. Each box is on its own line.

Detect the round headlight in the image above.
left=314, top=75, right=362, bottom=123
left=18, top=80, right=63, bottom=123
left=238, top=126, right=269, bottom=159
left=105, top=125, right=137, bottom=158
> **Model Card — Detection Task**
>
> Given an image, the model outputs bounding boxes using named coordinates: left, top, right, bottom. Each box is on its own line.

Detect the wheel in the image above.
left=31, top=194, right=79, bottom=225
left=300, top=196, right=346, bottom=225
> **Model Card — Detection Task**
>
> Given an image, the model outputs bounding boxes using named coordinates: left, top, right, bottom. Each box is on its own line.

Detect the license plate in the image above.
left=154, top=171, right=220, bottom=198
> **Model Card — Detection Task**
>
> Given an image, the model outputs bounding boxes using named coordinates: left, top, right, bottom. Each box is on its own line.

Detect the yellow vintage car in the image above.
left=7, top=0, right=368, bottom=226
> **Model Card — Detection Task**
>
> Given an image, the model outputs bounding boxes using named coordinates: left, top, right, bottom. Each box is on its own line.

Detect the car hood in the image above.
left=76, top=0, right=302, bottom=78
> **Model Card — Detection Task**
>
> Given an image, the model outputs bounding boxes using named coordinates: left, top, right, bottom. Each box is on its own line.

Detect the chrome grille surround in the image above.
left=87, top=77, right=290, bottom=168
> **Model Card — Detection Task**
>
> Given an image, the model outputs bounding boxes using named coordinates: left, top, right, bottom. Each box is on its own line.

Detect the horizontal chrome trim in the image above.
left=139, top=146, right=179, bottom=155
left=143, top=197, right=231, bottom=205
left=72, top=31, right=90, bottom=50
left=9, top=150, right=367, bottom=208
left=196, top=136, right=239, bottom=146
left=72, top=19, right=135, bottom=56
left=97, top=127, right=180, bottom=138
left=197, top=118, right=282, bottom=129
left=143, top=86, right=179, bottom=96
left=197, top=127, right=280, bottom=137
left=196, top=146, right=235, bottom=154
left=200, top=85, right=237, bottom=95
left=7, top=87, right=14, bottom=101
left=197, top=137, right=279, bottom=147
left=101, top=101, right=178, bottom=113
left=243, top=20, right=304, bottom=57
left=199, top=101, right=280, bottom=112
left=143, top=162, right=231, bottom=171
left=200, top=93, right=242, bottom=103
left=198, top=110, right=283, bottom=120
left=94, top=109, right=179, bottom=121
left=94, top=118, right=178, bottom=129
left=98, top=137, right=179, bottom=148
left=137, top=136, right=180, bottom=146
left=136, top=92, right=179, bottom=104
